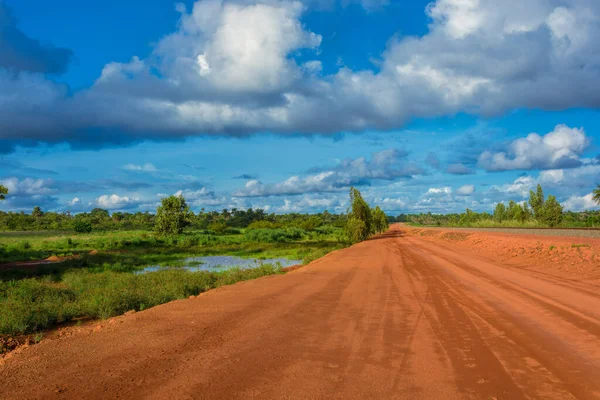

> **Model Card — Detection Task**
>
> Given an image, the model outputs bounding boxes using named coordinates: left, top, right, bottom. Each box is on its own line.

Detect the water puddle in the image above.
left=137, top=255, right=301, bottom=274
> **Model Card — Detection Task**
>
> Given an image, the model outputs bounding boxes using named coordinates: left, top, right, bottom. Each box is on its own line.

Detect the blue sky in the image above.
left=2, top=0, right=600, bottom=214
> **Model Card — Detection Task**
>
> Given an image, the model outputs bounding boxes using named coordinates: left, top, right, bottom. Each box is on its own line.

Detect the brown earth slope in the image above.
left=2, top=225, right=600, bottom=399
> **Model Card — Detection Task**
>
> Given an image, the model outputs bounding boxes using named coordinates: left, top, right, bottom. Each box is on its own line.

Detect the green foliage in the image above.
left=345, top=187, right=374, bottom=243
left=73, top=220, right=92, bottom=233
left=247, top=220, right=280, bottom=230
left=345, top=217, right=367, bottom=244
left=372, top=206, right=389, bottom=234
left=407, top=184, right=565, bottom=228
left=244, top=228, right=306, bottom=243
left=494, top=203, right=506, bottom=222
left=155, top=195, right=191, bottom=235
left=208, top=222, right=227, bottom=235
left=0, top=265, right=282, bottom=335
left=0, top=184, right=7, bottom=201
left=593, top=184, right=600, bottom=205
left=540, top=195, right=563, bottom=227
left=529, top=184, right=545, bottom=219
left=32, top=207, right=43, bottom=219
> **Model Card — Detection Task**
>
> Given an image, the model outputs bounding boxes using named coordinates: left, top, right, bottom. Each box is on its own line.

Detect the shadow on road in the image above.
left=365, top=229, right=406, bottom=242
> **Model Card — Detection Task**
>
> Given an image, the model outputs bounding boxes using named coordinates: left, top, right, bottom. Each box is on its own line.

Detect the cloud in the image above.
left=0, top=159, right=58, bottom=175
left=0, top=177, right=59, bottom=210
left=456, top=184, right=475, bottom=196
left=2, top=0, right=600, bottom=152
left=233, top=174, right=257, bottom=180
left=234, top=148, right=423, bottom=197
left=0, top=177, right=57, bottom=196
left=478, top=125, right=589, bottom=171
left=445, top=163, right=475, bottom=175
left=427, top=187, right=452, bottom=195
left=273, top=194, right=346, bottom=213
left=425, top=152, right=440, bottom=169
left=490, top=176, right=536, bottom=198
left=122, top=163, right=157, bottom=172
left=94, top=194, right=142, bottom=210
left=562, top=193, right=600, bottom=211
left=375, top=197, right=407, bottom=212
left=0, top=3, right=72, bottom=74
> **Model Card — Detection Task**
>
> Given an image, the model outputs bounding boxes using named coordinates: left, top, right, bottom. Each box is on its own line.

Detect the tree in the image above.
left=155, top=195, right=191, bottom=235
left=494, top=203, right=506, bottom=222
left=529, top=184, right=545, bottom=219
left=541, top=195, right=563, bottom=227
left=0, top=184, right=7, bottom=200
left=345, top=187, right=373, bottom=243
left=32, top=206, right=43, bottom=219
left=593, top=184, right=600, bottom=205
left=73, top=219, right=92, bottom=233
left=372, top=206, right=389, bottom=234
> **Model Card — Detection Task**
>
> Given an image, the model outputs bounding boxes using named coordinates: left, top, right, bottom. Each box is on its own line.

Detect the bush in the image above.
left=244, top=228, right=306, bottom=243
left=208, top=222, right=227, bottom=235
left=247, top=221, right=280, bottom=230
left=0, top=265, right=283, bottom=335
left=73, top=220, right=92, bottom=233
left=345, top=217, right=367, bottom=244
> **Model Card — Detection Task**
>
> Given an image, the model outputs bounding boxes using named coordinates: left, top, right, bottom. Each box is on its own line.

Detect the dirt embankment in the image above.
left=405, top=226, right=600, bottom=280
left=1, top=225, right=600, bottom=399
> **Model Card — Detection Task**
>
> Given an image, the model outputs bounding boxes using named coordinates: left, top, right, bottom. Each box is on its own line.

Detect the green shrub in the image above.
left=208, top=222, right=227, bottom=235
left=244, top=228, right=306, bottom=243
left=0, top=265, right=282, bottom=336
left=73, top=220, right=92, bottom=233
left=247, top=221, right=280, bottom=230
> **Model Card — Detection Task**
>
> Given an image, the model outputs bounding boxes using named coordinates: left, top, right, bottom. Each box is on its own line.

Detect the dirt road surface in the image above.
left=2, top=225, right=600, bottom=399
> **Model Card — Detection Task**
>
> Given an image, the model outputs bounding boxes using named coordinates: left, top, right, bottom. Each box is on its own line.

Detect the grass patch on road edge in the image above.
left=0, top=264, right=283, bottom=338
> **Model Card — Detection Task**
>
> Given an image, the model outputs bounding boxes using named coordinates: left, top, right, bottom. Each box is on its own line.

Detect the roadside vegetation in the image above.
left=0, top=187, right=390, bottom=339
left=403, top=184, right=600, bottom=229
left=345, top=187, right=389, bottom=243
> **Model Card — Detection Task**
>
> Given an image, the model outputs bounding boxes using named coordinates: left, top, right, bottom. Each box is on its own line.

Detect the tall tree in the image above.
left=494, top=203, right=506, bottom=222
left=372, top=206, right=389, bottom=234
left=541, top=195, right=563, bottom=228
left=155, top=195, right=191, bottom=235
left=0, top=184, right=7, bottom=200
left=529, top=184, right=545, bottom=218
left=32, top=206, right=43, bottom=219
left=345, top=187, right=374, bottom=243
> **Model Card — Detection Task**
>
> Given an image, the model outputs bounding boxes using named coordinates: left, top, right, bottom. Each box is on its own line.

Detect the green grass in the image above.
left=0, top=264, right=282, bottom=336
left=0, top=228, right=345, bottom=279
left=0, top=227, right=346, bottom=337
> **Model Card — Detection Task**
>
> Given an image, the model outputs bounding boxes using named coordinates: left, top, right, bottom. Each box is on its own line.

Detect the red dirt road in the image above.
left=2, top=225, right=600, bottom=399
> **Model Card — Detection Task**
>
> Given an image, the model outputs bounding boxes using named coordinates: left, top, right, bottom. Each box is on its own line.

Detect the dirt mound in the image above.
left=439, top=232, right=471, bottom=242
left=88, top=250, right=99, bottom=255
left=405, top=227, right=600, bottom=279
left=44, top=255, right=62, bottom=262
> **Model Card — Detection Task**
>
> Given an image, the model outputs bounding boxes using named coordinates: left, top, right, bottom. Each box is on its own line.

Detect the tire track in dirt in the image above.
left=403, top=236, right=600, bottom=399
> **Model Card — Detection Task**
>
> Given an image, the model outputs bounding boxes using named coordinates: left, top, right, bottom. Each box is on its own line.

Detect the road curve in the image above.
left=2, top=225, right=600, bottom=399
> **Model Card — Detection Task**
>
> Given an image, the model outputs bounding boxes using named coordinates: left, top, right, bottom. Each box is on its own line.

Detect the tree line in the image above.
left=407, top=184, right=600, bottom=228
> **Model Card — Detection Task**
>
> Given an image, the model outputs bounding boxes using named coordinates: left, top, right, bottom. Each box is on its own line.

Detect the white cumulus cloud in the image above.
left=562, top=193, right=600, bottom=211
left=122, top=163, right=157, bottom=172
left=95, top=194, right=141, bottom=210
left=478, top=125, right=588, bottom=171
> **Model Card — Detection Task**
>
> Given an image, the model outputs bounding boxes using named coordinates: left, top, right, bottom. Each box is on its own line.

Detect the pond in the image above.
left=136, top=255, right=302, bottom=274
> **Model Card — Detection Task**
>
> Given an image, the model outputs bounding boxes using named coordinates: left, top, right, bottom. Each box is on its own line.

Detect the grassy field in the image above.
left=0, top=227, right=345, bottom=338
